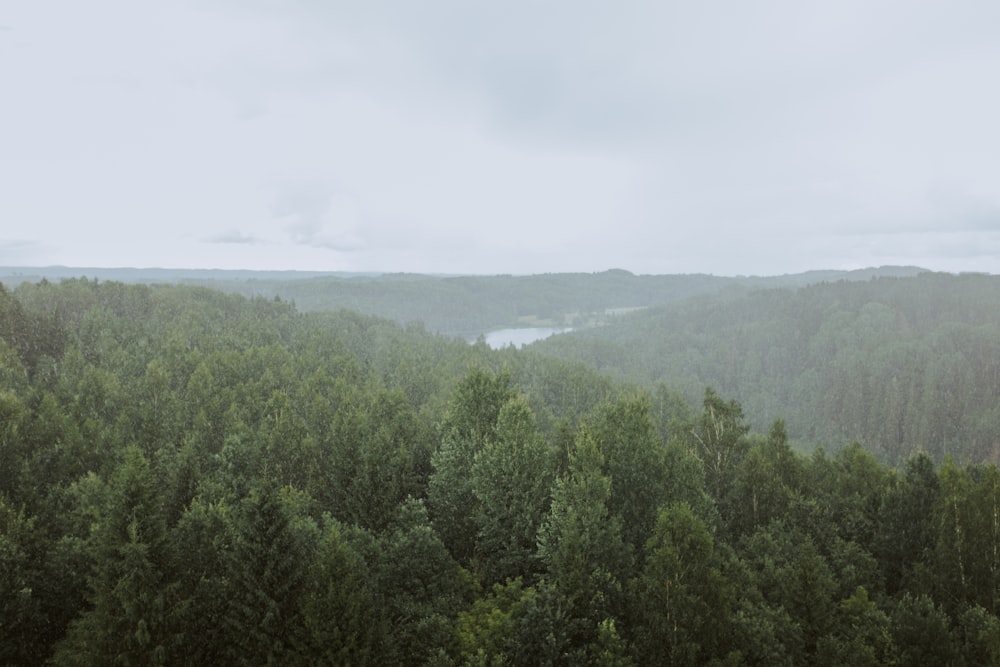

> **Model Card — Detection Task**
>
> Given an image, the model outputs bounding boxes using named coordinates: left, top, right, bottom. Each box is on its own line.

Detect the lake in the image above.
left=481, top=327, right=571, bottom=349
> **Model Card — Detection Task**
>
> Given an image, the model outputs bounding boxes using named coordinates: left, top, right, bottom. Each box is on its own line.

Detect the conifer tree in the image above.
left=53, top=446, right=170, bottom=666
left=429, top=369, right=513, bottom=563
left=222, top=483, right=311, bottom=665
left=472, top=395, right=554, bottom=585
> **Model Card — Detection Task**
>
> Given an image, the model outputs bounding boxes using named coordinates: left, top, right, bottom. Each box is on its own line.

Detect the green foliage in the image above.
left=326, top=387, right=426, bottom=532
left=534, top=272, right=1000, bottom=463
left=537, top=426, right=632, bottom=653
left=740, top=521, right=838, bottom=658
left=725, top=419, right=804, bottom=538
left=889, top=593, right=958, bottom=666
left=693, top=388, right=751, bottom=504
left=815, top=587, right=896, bottom=667
left=454, top=577, right=542, bottom=665
left=220, top=483, right=313, bottom=665
left=299, top=519, right=383, bottom=664
left=588, top=394, right=672, bottom=558
left=875, top=452, right=940, bottom=594
left=374, top=497, right=474, bottom=666
left=471, top=395, right=554, bottom=585
left=0, top=498, right=52, bottom=665
left=429, top=369, right=515, bottom=564
left=4, top=277, right=1000, bottom=664
left=630, top=503, right=733, bottom=666
left=53, top=447, right=170, bottom=666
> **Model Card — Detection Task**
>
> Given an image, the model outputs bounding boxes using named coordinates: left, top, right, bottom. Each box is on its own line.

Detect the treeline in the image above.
left=1, top=265, right=924, bottom=336
left=183, top=266, right=927, bottom=335
left=2, top=279, right=1000, bottom=665
left=534, top=272, right=1000, bottom=464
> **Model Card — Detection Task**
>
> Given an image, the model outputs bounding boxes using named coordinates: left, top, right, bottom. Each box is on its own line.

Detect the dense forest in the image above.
left=533, top=272, right=1000, bottom=464
left=3, top=277, right=1000, bottom=665
left=0, top=265, right=927, bottom=337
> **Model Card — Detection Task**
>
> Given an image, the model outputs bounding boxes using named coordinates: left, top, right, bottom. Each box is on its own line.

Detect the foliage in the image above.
left=2, top=276, right=1000, bottom=664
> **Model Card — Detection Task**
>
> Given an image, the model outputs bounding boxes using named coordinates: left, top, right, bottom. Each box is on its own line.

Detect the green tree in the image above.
left=375, top=497, right=473, bottom=666
left=888, top=593, right=958, bottom=667
left=53, top=447, right=171, bottom=666
left=429, top=369, right=514, bottom=564
left=0, top=498, right=49, bottom=665
left=954, top=604, right=1000, bottom=666
left=631, top=503, right=734, bottom=666
left=537, top=425, right=632, bottom=658
left=471, top=395, right=554, bottom=585
left=327, top=387, right=424, bottom=532
left=740, top=521, right=837, bottom=660
left=726, top=419, right=803, bottom=538
left=299, top=519, right=383, bottom=665
left=454, top=577, right=542, bottom=666
left=589, top=394, right=671, bottom=558
left=221, top=483, right=312, bottom=665
left=167, top=498, right=233, bottom=665
left=875, top=452, right=939, bottom=595
left=691, top=388, right=750, bottom=503
left=815, top=587, right=896, bottom=667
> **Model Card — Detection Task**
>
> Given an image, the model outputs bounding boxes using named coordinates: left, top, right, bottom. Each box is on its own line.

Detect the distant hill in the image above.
left=531, top=272, right=1000, bottom=463
left=0, top=265, right=929, bottom=336
left=0, top=266, right=379, bottom=284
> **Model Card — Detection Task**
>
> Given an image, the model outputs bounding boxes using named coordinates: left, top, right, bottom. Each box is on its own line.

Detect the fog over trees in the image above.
left=2, top=272, right=1000, bottom=664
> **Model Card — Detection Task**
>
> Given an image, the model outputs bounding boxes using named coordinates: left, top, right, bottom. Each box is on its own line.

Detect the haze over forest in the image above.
left=4, top=267, right=1000, bottom=664
left=5, top=0, right=1000, bottom=663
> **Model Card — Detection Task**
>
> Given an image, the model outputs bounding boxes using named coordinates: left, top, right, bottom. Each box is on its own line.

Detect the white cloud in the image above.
left=1, top=0, right=999, bottom=274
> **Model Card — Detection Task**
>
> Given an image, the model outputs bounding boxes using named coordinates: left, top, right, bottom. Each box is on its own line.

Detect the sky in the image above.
left=2, top=1, right=1000, bottom=276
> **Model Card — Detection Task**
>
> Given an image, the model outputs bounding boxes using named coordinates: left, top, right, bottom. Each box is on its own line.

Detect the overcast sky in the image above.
left=2, top=1, right=999, bottom=276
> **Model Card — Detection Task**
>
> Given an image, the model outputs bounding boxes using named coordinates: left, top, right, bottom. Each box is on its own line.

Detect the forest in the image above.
left=0, top=265, right=926, bottom=337
left=533, top=272, right=1000, bottom=464
left=2, top=275, right=1000, bottom=665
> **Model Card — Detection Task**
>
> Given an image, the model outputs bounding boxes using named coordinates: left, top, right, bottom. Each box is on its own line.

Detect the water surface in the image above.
left=483, top=327, right=571, bottom=349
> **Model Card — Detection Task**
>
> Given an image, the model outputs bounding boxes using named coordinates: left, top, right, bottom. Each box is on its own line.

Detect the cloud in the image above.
left=271, top=184, right=367, bottom=253
left=204, top=230, right=265, bottom=245
left=0, top=239, right=42, bottom=263
left=3, top=0, right=1000, bottom=275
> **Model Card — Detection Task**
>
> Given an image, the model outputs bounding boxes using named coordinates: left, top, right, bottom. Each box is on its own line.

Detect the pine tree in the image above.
left=53, top=446, right=170, bottom=666
left=222, top=483, right=311, bottom=665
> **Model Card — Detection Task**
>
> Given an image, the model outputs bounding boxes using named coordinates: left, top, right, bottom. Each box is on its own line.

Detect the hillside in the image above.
left=0, top=265, right=928, bottom=336
left=4, top=277, right=1000, bottom=664
left=532, top=272, right=1000, bottom=463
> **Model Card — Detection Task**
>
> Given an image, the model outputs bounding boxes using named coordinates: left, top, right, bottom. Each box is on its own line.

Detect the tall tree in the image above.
left=875, top=452, right=940, bottom=595
left=471, top=395, right=554, bottom=585
left=726, top=419, right=804, bottom=538
left=741, top=521, right=837, bottom=660
left=327, top=387, right=423, bottom=532
left=221, top=483, right=313, bottom=665
left=53, top=447, right=171, bottom=666
left=888, top=593, right=958, bottom=666
left=589, top=394, right=671, bottom=558
left=374, top=497, right=473, bottom=666
left=691, top=388, right=750, bottom=503
left=814, top=587, right=896, bottom=667
left=537, top=425, right=632, bottom=658
left=299, top=520, right=383, bottom=665
left=631, top=502, right=735, bottom=666
left=429, top=369, right=513, bottom=563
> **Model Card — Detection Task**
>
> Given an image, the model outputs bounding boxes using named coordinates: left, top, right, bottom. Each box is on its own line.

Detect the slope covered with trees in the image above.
left=533, top=272, right=1000, bottom=464
left=2, top=278, right=1000, bottom=665
left=1, top=265, right=927, bottom=336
